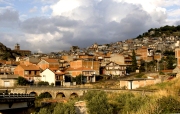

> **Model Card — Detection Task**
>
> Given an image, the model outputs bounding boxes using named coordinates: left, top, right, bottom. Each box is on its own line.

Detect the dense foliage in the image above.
left=32, top=87, right=180, bottom=114
left=72, top=74, right=85, bottom=84
left=157, top=96, right=180, bottom=113
left=136, top=25, right=180, bottom=38
left=37, top=81, right=49, bottom=86
left=53, top=101, right=76, bottom=114
left=33, top=90, right=180, bottom=114
left=83, top=90, right=113, bottom=114
left=38, top=92, right=52, bottom=99
left=17, top=77, right=29, bottom=86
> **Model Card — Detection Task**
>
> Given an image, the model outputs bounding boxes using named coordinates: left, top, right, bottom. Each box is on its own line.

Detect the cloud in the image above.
left=34, top=0, right=59, bottom=4
left=41, top=5, right=50, bottom=13
left=48, top=0, right=166, bottom=48
left=21, top=16, right=79, bottom=34
left=0, top=8, right=20, bottom=29
left=29, top=6, right=38, bottom=13
left=24, top=32, right=70, bottom=52
left=0, top=0, right=178, bottom=53
left=0, top=9, right=19, bottom=21
left=0, top=0, right=13, bottom=5
left=0, top=32, right=31, bottom=50
left=175, top=20, right=180, bottom=26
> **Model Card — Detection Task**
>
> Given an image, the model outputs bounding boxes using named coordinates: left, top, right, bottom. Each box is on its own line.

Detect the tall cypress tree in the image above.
left=131, top=50, right=138, bottom=72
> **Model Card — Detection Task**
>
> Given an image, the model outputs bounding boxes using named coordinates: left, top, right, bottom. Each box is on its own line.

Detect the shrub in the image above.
left=84, top=90, right=113, bottom=114
left=37, top=81, right=49, bottom=86
left=135, top=73, right=145, bottom=78
left=17, top=76, right=29, bottom=86
left=159, top=71, right=165, bottom=75
left=72, top=74, right=84, bottom=85
left=38, top=92, right=52, bottom=99
left=157, top=96, right=180, bottom=113
left=122, top=95, right=150, bottom=113
left=51, top=83, right=54, bottom=86
left=53, top=101, right=76, bottom=114
left=38, top=108, right=51, bottom=114
left=113, top=92, right=135, bottom=113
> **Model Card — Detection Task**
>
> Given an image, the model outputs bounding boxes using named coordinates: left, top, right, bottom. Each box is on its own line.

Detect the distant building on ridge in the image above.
left=12, top=43, right=31, bottom=56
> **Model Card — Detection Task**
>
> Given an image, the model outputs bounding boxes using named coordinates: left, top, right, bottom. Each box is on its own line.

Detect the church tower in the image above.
left=14, top=43, right=20, bottom=50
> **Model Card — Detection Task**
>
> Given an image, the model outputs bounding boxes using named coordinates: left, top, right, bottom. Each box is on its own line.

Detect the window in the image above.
left=25, top=71, right=28, bottom=75
left=29, top=71, right=31, bottom=75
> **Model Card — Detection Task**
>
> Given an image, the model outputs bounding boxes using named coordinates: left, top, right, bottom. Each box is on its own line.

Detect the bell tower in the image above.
left=14, top=43, right=20, bottom=50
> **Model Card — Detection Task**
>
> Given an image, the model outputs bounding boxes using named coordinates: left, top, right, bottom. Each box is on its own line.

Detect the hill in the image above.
left=136, top=25, right=180, bottom=38
left=0, top=42, right=19, bottom=60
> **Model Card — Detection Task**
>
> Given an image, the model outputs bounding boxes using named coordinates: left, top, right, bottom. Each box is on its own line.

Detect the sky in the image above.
left=0, top=0, right=180, bottom=53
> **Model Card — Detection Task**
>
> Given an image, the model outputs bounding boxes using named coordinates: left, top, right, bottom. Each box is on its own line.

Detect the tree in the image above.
left=17, top=76, right=28, bottom=86
left=131, top=50, right=138, bottom=72
left=38, top=108, right=51, bottom=114
left=38, top=92, right=52, bottom=99
left=114, top=92, right=135, bottom=113
left=84, top=90, right=113, bottom=114
left=139, top=59, right=145, bottom=72
left=163, top=50, right=175, bottom=56
left=126, top=66, right=132, bottom=74
left=166, top=55, right=176, bottom=69
left=53, top=101, right=76, bottom=114
left=72, top=74, right=84, bottom=85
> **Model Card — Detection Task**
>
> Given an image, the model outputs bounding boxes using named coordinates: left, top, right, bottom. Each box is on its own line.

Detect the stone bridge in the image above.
left=10, top=87, right=155, bottom=99
left=11, top=87, right=86, bottom=99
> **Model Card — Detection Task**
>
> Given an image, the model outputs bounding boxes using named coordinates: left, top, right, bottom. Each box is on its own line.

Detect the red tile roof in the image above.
left=49, top=67, right=59, bottom=71
left=43, top=59, right=59, bottom=63
left=20, top=64, right=40, bottom=70
left=55, top=70, right=69, bottom=75
left=0, top=60, right=6, bottom=64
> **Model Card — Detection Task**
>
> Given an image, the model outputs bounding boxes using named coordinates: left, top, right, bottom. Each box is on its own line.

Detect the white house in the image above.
left=40, top=68, right=55, bottom=86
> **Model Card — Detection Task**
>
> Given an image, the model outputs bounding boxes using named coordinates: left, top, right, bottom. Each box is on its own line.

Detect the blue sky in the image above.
left=0, top=0, right=180, bottom=53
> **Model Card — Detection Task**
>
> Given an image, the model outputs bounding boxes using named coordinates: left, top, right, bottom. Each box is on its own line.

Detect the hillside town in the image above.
left=0, top=29, right=180, bottom=89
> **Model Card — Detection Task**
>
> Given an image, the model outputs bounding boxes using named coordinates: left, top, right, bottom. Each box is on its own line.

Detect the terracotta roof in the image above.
left=49, top=67, right=59, bottom=71
left=0, top=60, right=6, bottom=64
left=20, top=64, right=40, bottom=70
left=55, top=70, right=68, bottom=75
left=43, top=59, right=59, bottom=63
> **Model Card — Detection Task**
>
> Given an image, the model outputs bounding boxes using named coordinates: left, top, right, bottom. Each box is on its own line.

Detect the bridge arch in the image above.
left=56, top=92, right=66, bottom=99
left=38, top=92, right=52, bottom=99
left=70, top=92, right=78, bottom=99
left=29, top=91, right=38, bottom=97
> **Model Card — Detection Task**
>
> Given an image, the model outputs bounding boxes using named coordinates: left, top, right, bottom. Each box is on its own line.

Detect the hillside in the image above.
left=136, top=25, right=180, bottom=38
left=0, top=42, right=19, bottom=60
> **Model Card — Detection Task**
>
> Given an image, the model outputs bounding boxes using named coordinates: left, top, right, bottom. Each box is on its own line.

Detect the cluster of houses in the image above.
left=1, top=33, right=180, bottom=88
left=0, top=49, right=129, bottom=87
